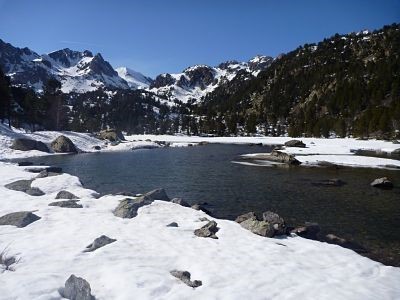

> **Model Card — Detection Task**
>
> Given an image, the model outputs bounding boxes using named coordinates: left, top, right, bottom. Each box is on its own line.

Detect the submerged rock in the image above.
left=324, top=234, right=367, bottom=253
left=0, top=211, right=40, bottom=228
left=171, top=198, right=190, bottom=207
left=284, top=139, right=306, bottom=148
left=170, top=270, right=202, bottom=288
left=48, top=200, right=83, bottom=208
left=59, top=275, right=95, bottom=300
left=84, top=235, right=116, bottom=252
left=194, top=220, right=219, bottom=239
left=56, top=190, right=79, bottom=200
left=51, top=135, right=77, bottom=153
left=291, top=222, right=320, bottom=240
left=10, top=138, right=49, bottom=152
left=370, top=177, right=393, bottom=189
left=312, top=178, right=346, bottom=187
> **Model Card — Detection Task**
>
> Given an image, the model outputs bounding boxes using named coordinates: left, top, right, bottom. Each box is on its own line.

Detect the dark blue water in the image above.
left=27, top=144, right=400, bottom=265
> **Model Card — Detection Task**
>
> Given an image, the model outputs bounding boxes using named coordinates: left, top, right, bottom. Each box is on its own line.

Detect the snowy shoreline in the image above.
left=1, top=161, right=400, bottom=299
left=1, top=122, right=400, bottom=170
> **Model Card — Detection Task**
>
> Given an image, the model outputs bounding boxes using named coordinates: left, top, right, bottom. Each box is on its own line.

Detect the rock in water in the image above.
left=50, top=135, right=77, bottom=153
left=143, top=188, right=170, bottom=201
left=10, top=138, right=49, bottom=152
left=284, top=139, right=306, bottom=148
left=56, top=190, right=79, bottom=200
left=17, top=161, right=33, bottom=166
left=262, top=211, right=286, bottom=235
left=97, top=129, right=125, bottom=142
left=48, top=200, right=83, bottom=208
left=84, top=235, right=116, bottom=252
left=36, top=170, right=61, bottom=179
left=59, top=275, right=95, bottom=300
left=0, top=211, right=40, bottom=228
left=170, top=270, right=202, bottom=288
left=170, top=198, right=190, bottom=207
left=194, top=220, right=219, bottom=239
left=370, top=177, right=393, bottom=189
left=291, top=222, right=320, bottom=240
left=312, top=178, right=346, bottom=187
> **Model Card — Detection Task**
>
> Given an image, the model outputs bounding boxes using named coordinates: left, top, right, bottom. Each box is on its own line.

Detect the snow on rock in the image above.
left=0, top=162, right=399, bottom=299
left=116, top=67, right=153, bottom=89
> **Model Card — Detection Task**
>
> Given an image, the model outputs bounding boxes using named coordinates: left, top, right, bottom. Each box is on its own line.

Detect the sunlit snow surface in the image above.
left=0, top=162, right=399, bottom=299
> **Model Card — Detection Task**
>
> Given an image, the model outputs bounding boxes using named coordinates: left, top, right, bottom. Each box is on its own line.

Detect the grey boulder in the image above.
left=143, top=188, right=170, bottom=201
left=170, top=270, right=202, bottom=288
left=284, top=139, right=306, bottom=148
left=234, top=212, right=257, bottom=223
left=167, top=222, right=179, bottom=227
left=59, top=275, right=95, bottom=300
left=97, top=129, right=125, bottom=142
left=51, top=135, right=77, bottom=153
left=240, top=217, right=275, bottom=238
left=84, top=235, right=116, bottom=252
left=370, top=177, right=393, bottom=189
left=0, top=211, right=40, bottom=228
left=262, top=211, right=286, bottom=236
left=194, top=220, right=219, bottom=239
left=56, top=190, right=79, bottom=200
left=48, top=200, right=83, bottom=208
left=171, top=198, right=190, bottom=207
left=5, top=179, right=44, bottom=196
left=10, top=138, right=49, bottom=152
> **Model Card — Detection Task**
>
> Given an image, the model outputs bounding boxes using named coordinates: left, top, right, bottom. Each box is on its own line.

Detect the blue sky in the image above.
left=0, top=0, right=399, bottom=77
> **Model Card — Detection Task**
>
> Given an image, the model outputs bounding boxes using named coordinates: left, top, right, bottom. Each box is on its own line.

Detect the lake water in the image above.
left=27, top=144, right=400, bottom=266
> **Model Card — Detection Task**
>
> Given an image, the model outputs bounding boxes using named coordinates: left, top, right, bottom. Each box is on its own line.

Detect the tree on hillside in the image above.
left=43, top=79, right=67, bottom=130
left=0, top=68, right=12, bottom=127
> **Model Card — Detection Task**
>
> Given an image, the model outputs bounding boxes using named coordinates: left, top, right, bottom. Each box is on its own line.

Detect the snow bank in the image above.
left=0, top=162, right=399, bottom=299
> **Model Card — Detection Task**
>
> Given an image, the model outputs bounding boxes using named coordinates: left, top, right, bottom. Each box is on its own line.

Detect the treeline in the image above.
left=194, top=23, right=400, bottom=138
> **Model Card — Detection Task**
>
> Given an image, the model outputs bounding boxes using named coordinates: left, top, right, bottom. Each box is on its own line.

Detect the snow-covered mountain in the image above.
left=0, top=39, right=130, bottom=93
left=0, top=38, right=272, bottom=102
left=148, top=56, right=273, bottom=103
left=116, top=67, right=153, bottom=89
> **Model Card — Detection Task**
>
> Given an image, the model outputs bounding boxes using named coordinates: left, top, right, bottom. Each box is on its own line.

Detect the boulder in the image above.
left=113, top=197, right=151, bottom=218
left=194, top=220, right=219, bottom=239
left=191, top=204, right=212, bottom=215
left=59, top=275, right=95, bottom=300
left=240, top=217, right=275, bottom=237
left=93, top=145, right=101, bottom=150
left=84, top=235, right=116, bottom=252
left=10, top=138, right=49, bottom=152
left=370, top=177, right=393, bottom=189
left=0, top=211, right=41, bottom=228
left=56, top=190, right=79, bottom=200
left=270, top=150, right=301, bottom=165
left=324, top=234, right=367, bottom=253
left=291, top=222, right=320, bottom=240
left=235, top=212, right=257, bottom=223
left=171, top=198, right=190, bottom=207
left=48, top=200, right=83, bottom=208
left=143, top=188, right=170, bottom=201
left=5, top=179, right=45, bottom=196
left=36, top=170, right=61, bottom=179
left=98, top=129, right=125, bottom=142
left=50, top=135, right=77, bottom=153
left=167, top=222, right=179, bottom=227
left=284, top=139, right=306, bottom=148
left=170, top=270, right=202, bottom=288
left=262, top=211, right=286, bottom=236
